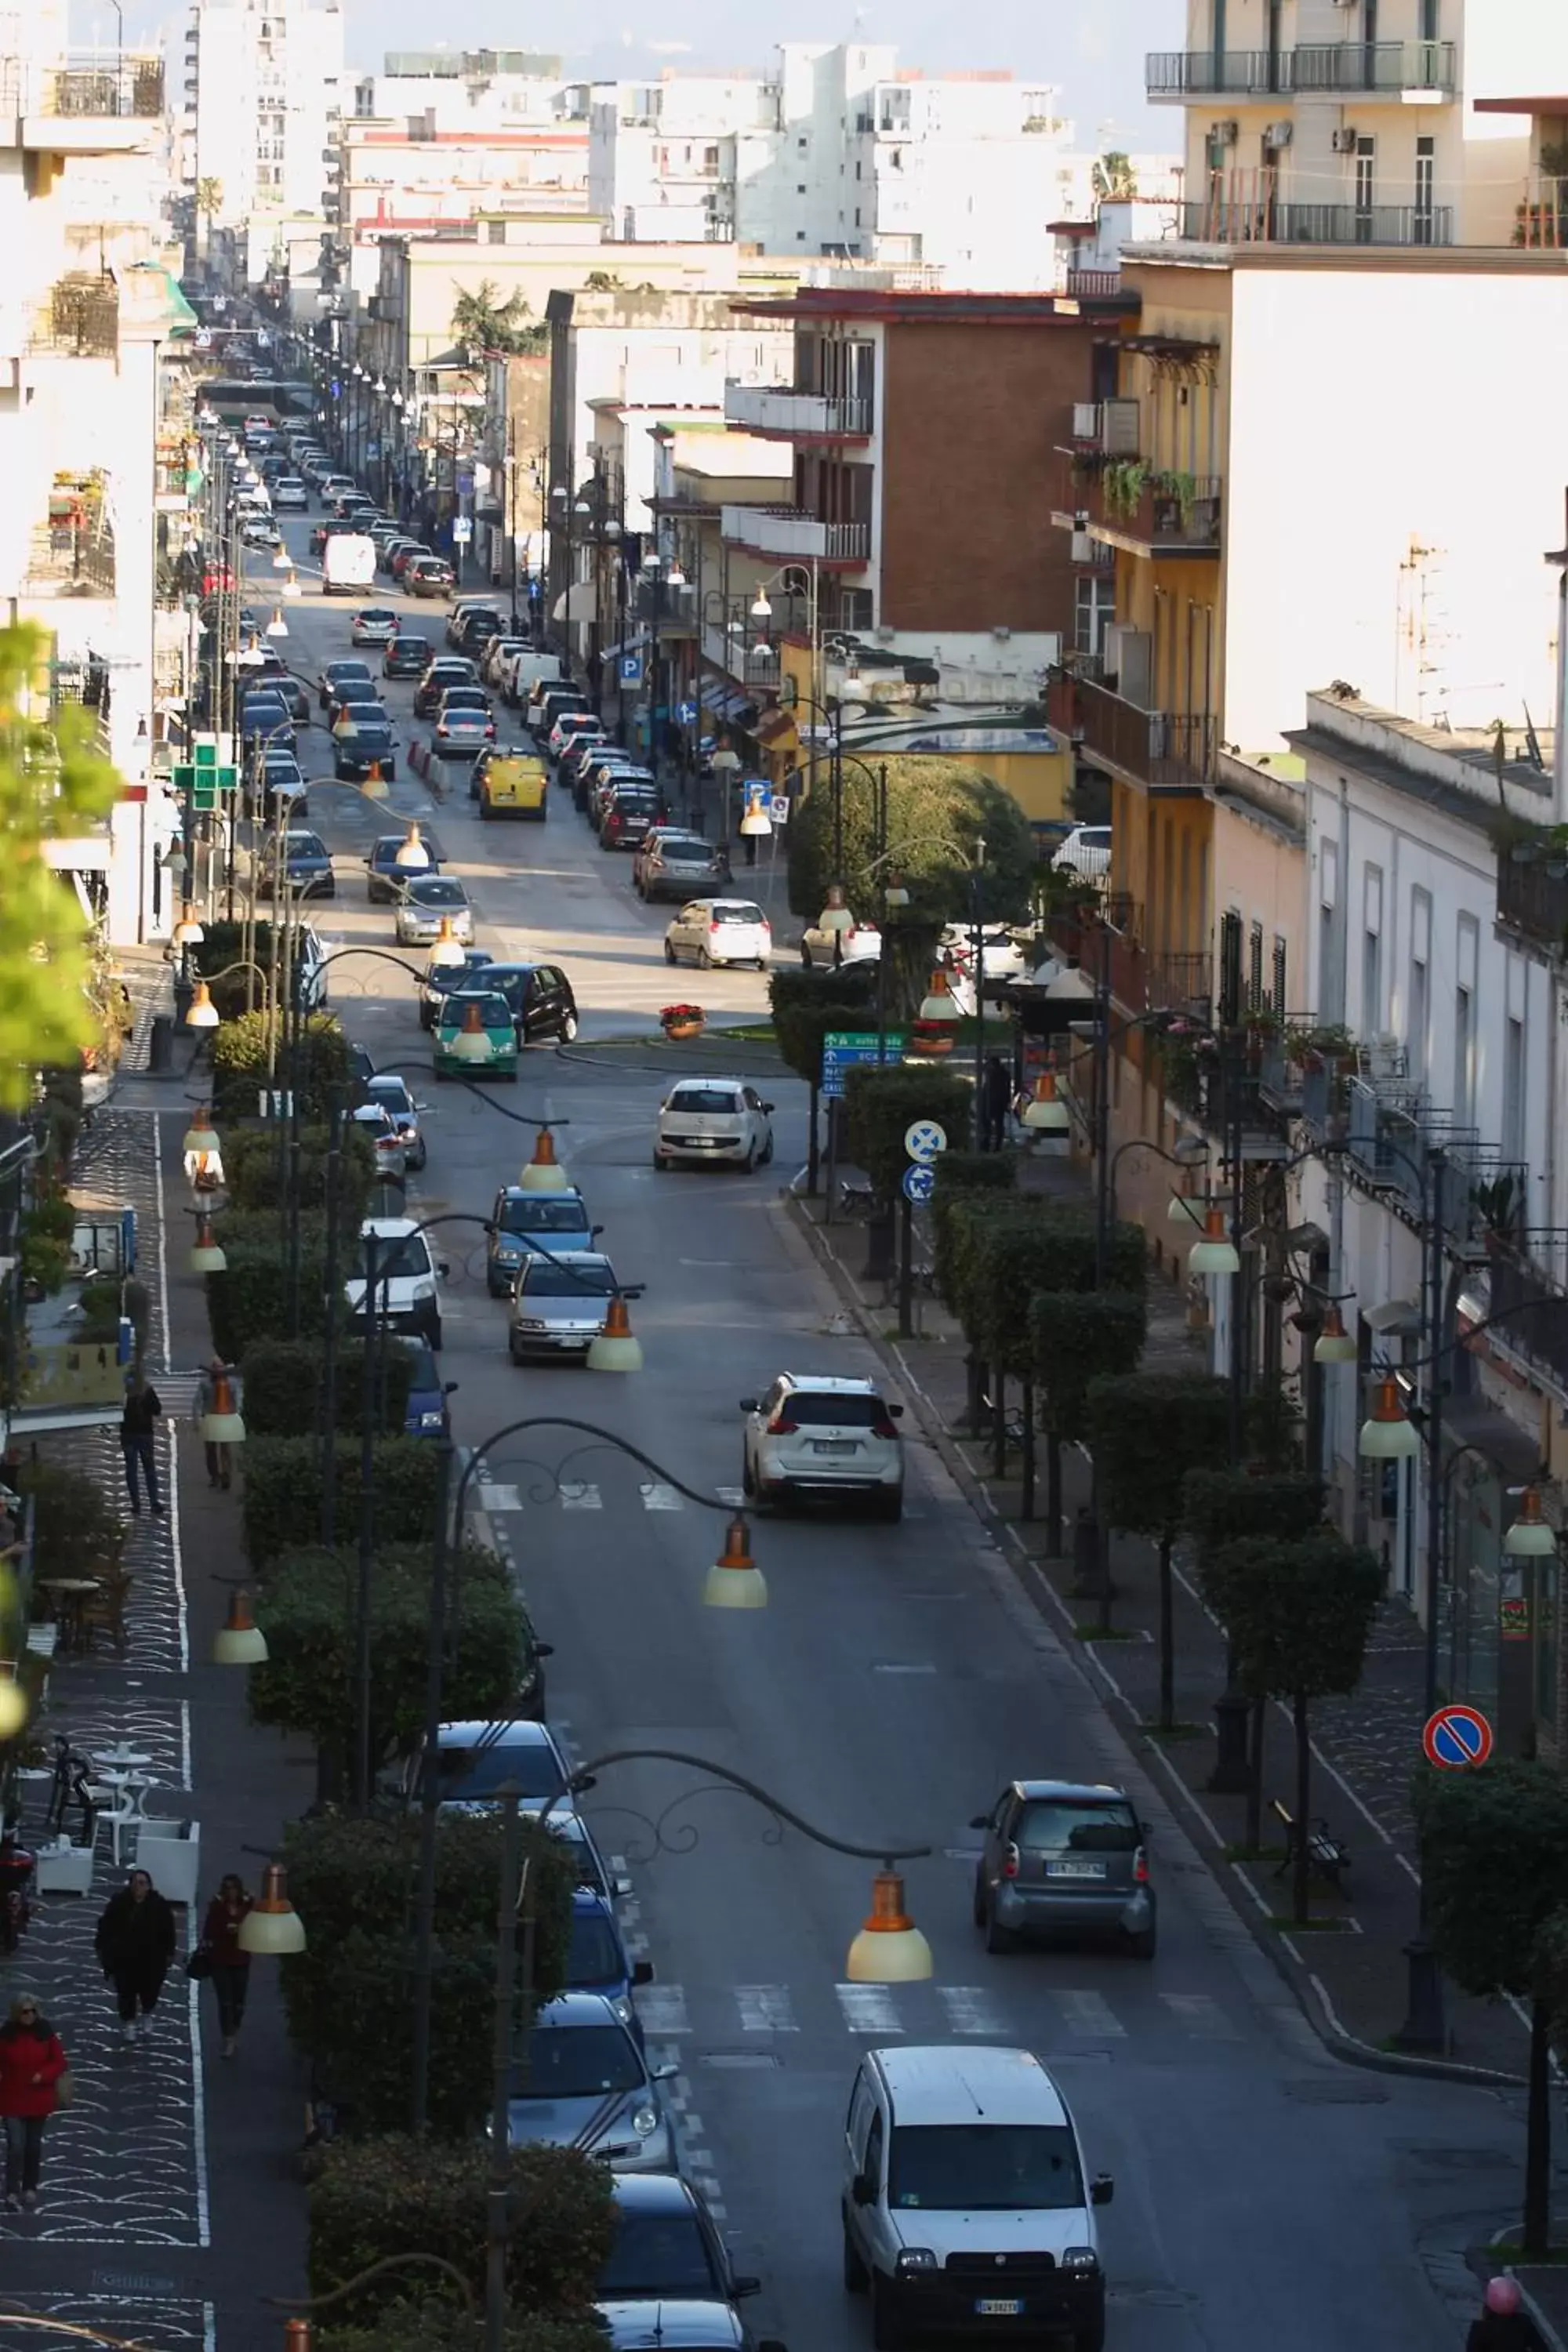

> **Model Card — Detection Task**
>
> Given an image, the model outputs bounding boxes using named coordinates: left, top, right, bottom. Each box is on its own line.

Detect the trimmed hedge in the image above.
left=241, top=1436, right=441, bottom=1569
left=321, top=2315, right=610, bottom=2352
left=211, top=1009, right=351, bottom=1123
left=844, top=1062, right=972, bottom=1200
left=768, top=964, right=877, bottom=1087
left=1029, top=1290, right=1149, bottom=1443
left=223, top=1121, right=374, bottom=1225
left=205, top=1235, right=332, bottom=1360
left=240, top=1338, right=414, bottom=1439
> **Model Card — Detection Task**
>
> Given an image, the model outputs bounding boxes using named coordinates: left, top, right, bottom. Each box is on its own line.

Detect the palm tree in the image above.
left=1091, top=151, right=1138, bottom=201
left=194, top=176, right=223, bottom=265
left=449, top=281, right=542, bottom=360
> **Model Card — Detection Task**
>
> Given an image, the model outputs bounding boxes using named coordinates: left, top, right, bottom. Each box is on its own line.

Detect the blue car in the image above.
left=487, top=1185, right=597, bottom=1298
left=397, top=1337, right=449, bottom=1438
left=564, top=1889, right=654, bottom=2046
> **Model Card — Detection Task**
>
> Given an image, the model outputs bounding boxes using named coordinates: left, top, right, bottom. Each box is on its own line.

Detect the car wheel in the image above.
left=973, top=1870, right=989, bottom=1929
left=984, top=1897, right=1018, bottom=1956
left=760, top=1131, right=775, bottom=1165
left=1074, top=2325, right=1105, bottom=2352
left=742, top=1453, right=756, bottom=1497
left=559, top=1010, right=579, bottom=1042
left=663, top=941, right=677, bottom=965
left=799, top=940, right=812, bottom=967
left=742, top=1143, right=757, bottom=1172
left=508, top=1337, right=524, bottom=1365
left=870, top=2274, right=902, bottom=2352
left=874, top=1488, right=903, bottom=1524
left=698, top=946, right=712, bottom=970
left=842, top=2220, right=869, bottom=2295
left=424, top=1316, right=443, bottom=1351
left=1126, top=1925, right=1157, bottom=1962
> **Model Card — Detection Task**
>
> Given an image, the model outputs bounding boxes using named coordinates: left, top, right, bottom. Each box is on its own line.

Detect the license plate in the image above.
left=1046, top=1860, right=1106, bottom=1879
left=975, top=2299, right=1022, bottom=2318
left=814, top=1439, right=857, bottom=1455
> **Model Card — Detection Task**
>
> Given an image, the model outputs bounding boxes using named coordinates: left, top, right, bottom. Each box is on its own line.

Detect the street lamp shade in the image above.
left=845, top=1870, right=933, bottom=1984
left=739, top=793, right=772, bottom=839
left=883, top=873, right=910, bottom=910
left=271, top=543, right=289, bottom=570
left=282, top=568, right=302, bottom=597
left=818, top=884, right=855, bottom=935
left=200, top=1373, right=246, bottom=1447
left=1043, top=961, right=1095, bottom=1004
left=1167, top=1189, right=1206, bottom=1227
left=840, top=659, right=865, bottom=699
left=360, top=763, right=390, bottom=800
left=190, top=1211, right=227, bottom=1274
left=1312, top=1304, right=1358, bottom=1364
left=1187, top=1207, right=1240, bottom=1276
left=702, top=1515, right=768, bottom=1609
left=185, top=982, right=220, bottom=1031
left=238, top=1861, right=306, bottom=1956
left=450, top=1003, right=494, bottom=1064
left=182, top=1106, right=220, bottom=1155
left=917, top=969, right=960, bottom=1024
left=518, top=1127, right=570, bottom=1194
left=1504, top=1486, right=1559, bottom=1559
left=750, top=588, right=771, bottom=621
left=586, top=1292, right=644, bottom=1374
left=213, top=1588, right=268, bottom=1666
left=265, top=607, right=289, bottom=638
left=1022, top=1072, right=1070, bottom=1133
left=429, top=915, right=466, bottom=970
left=1358, top=1376, right=1421, bottom=1461
left=394, top=824, right=430, bottom=872
left=172, top=901, right=205, bottom=948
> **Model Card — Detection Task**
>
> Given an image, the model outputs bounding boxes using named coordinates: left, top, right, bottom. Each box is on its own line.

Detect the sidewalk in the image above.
left=5, top=1100, right=309, bottom=2352
left=789, top=1137, right=1534, bottom=2085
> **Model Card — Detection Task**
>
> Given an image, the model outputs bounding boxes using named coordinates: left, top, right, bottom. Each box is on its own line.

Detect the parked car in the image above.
left=272, top=476, right=307, bottom=510
left=739, top=1373, right=904, bottom=1519
left=971, top=1777, right=1156, bottom=1958
left=419, top=946, right=494, bottom=1029
left=481, top=635, right=528, bottom=688
left=452, top=608, right=505, bottom=659
left=390, top=541, right=434, bottom=580
left=395, top=873, right=474, bottom=947
left=433, top=989, right=518, bottom=1083
left=344, top=1215, right=445, bottom=1347
left=379, top=535, right=418, bottom=575
left=1052, top=823, right=1112, bottom=882
left=402, top=1719, right=568, bottom=1809
left=595, top=2174, right=766, bottom=2345
left=397, top=1336, right=451, bottom=1441
left=259, top=748, right=307, bottom=817
left=239, top=691, right=294, bottom=753
left=434, top=688, right=496, bottom=755
left=663, top=898, right=771, bottom=971
left=568, top=1890, right=653, bottom=2038
left=509, top=1251, right=626, bottom=1364
left=350, top=607, right=400, bottom=646
left=367, top=829, right=443, bottom=903
left=504, top=1994, right=677, bottom=2169
left=383, top=633, right=432, bottom=679
left=450, top=960, right=579, bottom=1047
left=550, top=711, right=605, bottom=763
left=260, top=828, right=334, bottom=900
left=414, top=658, right=478, bottom=718
left=634, top=830, right=730, bottom=903
left=528, top=683, right=590, bottom=739
left=799, top=915, right=881, bottom=969
left=589, top=764, right=655, bottom=826
left=488, top=1186, right=597, bottom=1296
left=447, top=600, right=503, bottom=651
left=240, top=511, right=281, bottom=550
left=655, top=1080, right=775, bottom=1173
left=350, top=1101, right=408, bottom=1186
left=599, top=786, right=663, bottom=851
left=365, top=1073, right=429, bottom=1171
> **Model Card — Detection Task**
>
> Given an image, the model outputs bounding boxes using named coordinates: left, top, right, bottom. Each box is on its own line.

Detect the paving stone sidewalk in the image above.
left=791, top=1136, right=1534, bottom=2083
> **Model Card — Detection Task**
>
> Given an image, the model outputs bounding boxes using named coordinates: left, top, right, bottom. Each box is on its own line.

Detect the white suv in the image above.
left=343, top=1217, right=447, bottom=1348
left=739, top=1374, right=905, bottom=1519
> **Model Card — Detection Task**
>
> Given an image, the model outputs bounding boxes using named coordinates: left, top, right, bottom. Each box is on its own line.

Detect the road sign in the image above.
left=620, top=653, right=644, bottom=684
left=902, top=1164, right=935, bottom=1204
left=769, top=793, right=790, bottom=826
left=677, top=699, right=697, bottom=724
left=904, top=1119, right=949, bottom=1166
left=820, top=1032, right=906, bottom=1099
left=1422, top=1704, right=1494, bottom=1769
left=452, top=516, right=473, bottom=544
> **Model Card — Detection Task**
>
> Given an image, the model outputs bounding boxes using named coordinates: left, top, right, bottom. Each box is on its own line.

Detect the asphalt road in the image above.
left=241, top=514, right=1516, bottom=2352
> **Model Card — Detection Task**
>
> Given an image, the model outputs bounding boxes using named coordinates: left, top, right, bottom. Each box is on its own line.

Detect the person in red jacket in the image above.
left=0, top=1994, right=68, bottom=2209
left=201, top=1875, right=253, bottom=2059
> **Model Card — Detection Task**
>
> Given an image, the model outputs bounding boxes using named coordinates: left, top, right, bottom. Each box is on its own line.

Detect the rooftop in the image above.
left=1288, top=689, right=1555, bottom=829
left=733, top=287, right=1132, bottom=324
left=872, top=2045, right=1069, bottom=2129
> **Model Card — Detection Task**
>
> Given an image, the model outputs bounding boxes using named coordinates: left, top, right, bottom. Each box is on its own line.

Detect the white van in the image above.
left=500, top=647, right=565, bottom=707
left=842, top=2045, right=1112, bottom=2352
left=343, top=1218, right=448, bottom=1348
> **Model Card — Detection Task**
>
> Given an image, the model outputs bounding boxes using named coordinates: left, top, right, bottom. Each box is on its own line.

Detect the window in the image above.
left=797, top=135, right=808, bottom=150
left=797, top=183, right=806, bottom=194
left=1218, top=909, right=1243, bottom=1025
left=1414, top=135, right=1435, bottom=241
left=1354, top=134, right=1375, bottom=234
left=1247, top=920, right=1264, bottom=1013
left=1503, top=1000, right=1526, bottom=1167
left=1319, top=838, right=1344, bottom=1024
left=1454, top=913, right=1478, bottom=1121
left=1407, top=887, right=1430, bottom=1084
left=1272, top=935, right=1287, bottom=1017
left=1073, top=574, right=1114, bottom=660
left=1361, top=864, right=1383, bottom=1032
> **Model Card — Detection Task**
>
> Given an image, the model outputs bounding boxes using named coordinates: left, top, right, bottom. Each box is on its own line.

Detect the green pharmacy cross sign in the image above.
left=171, top=732, right=238, bottom=812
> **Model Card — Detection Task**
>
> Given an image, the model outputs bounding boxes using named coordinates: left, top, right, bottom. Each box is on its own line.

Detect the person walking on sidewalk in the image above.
left=193, top=1357, right=238, bottom=1490
left=0, top=1994, right=68, bottom=2210
left=201, top=1874, right=252, bottom=2059
left=95, top=1868, right=176, bottom=2043
left=118, top=1377, right=163, bottom=1517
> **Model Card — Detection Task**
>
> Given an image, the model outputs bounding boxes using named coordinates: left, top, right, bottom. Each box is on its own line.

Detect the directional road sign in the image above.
left=820, top=1031, right=906, bottom=1100
left=1422, top=1704, right=1494, bottom=1769
left=677, top=700, right=698, bottom=724
left=904, top=1119, right=949, bottom=1166
left=902, top=1163, right=935, bottom=1204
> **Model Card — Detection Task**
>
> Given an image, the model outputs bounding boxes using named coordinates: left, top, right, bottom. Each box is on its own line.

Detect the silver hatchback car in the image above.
left=971, top=1779, right=1156, bottom=1958
left=508, top=1250, right=622, bottom=1363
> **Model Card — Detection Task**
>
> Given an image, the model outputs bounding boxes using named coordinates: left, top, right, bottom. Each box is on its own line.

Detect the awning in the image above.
left=1366, top=1296, right=1421, bottom=1338
left=552, top=582, right=597, bottom=622
left=757, top=707, right=797, bottom=746
left=603, top=632, right=649, bottom=663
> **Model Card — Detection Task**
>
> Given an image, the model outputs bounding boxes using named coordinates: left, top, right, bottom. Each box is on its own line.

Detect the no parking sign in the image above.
left=1421, top=1704, right=1493, bottom=1769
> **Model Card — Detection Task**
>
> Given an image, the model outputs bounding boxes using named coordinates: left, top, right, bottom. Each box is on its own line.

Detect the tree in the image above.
left=843, top=1062, right=972, bottom=1201
left=786, top=757, right=1036, bottom=1017
left=195, top=176, right=223, bottom=261
left=768, top=963, right=877, bottom=1194
left=1091, top=151, right=1138, bottom=200
left=209, top=1007, right=351, bottom=1123
left=1200, top=1534, right=1379, bottom=1923
left=1415, top=1761, right=1568, bottom=2256
left=0, top=625, right=121, bottom=1107
left=1029, top=1290, right=1148, bottom=1551
left=451, top=281, right=546, bottom=359
left=1086, top=1373, right=1231, bottom=1729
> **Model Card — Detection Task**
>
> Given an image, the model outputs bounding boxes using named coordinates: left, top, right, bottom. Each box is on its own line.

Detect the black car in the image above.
left=383, top=633, right=432, bottom=680
left=599, top=787, right=664, bottom=851
left=446, top=960, right=578, bottom=1046
left=334, top=712, right=398, bottom=782
left=239, top=692, right=295, bottom=753
left=414, top=659, right=480, bottom=719
left=595, top=2175, right=767, bottom=2349
left=453, top=608, right=504, bottom=655
left=260, top=828, right=334, bottom=900
left=419, top=946, right=493, bottom=1029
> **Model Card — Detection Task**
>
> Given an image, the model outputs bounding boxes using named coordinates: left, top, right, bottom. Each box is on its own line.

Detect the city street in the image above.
left=227, top=521, right=1530, bottom=2351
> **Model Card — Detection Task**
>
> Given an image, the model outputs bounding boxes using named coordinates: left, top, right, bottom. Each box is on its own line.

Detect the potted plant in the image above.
left=659, top=1002, right=705, bottom=1042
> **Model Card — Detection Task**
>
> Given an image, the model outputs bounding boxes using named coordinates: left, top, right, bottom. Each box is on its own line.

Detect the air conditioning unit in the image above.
left=1331, top=127, right=1360, bottom=153
left=1072, top=401, right=1101, bottom=441
left=1070, top=529, right=1095, bottom=564
left=1210, top=119, right=1239, bottom=147
left=1265, top=121, right=1293, bottom=147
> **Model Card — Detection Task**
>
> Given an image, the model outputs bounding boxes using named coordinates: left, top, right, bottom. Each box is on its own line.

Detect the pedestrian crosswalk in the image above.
left=631, top=1979, right=1249, bottom=2049
left=474, top=1480, right=747, bottom=1515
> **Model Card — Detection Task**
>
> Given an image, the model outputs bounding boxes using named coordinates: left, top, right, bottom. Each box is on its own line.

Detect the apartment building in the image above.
left=181, top=0, right=343, bottom=274
left=1147, top=0, right=1568, bottom=249
left=337, top=116, right=590, bottom=282
left=354, top=51, right=572, bottom=129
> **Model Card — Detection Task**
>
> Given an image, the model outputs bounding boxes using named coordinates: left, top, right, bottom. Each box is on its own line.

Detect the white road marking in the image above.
left=713, top=1486, right=746, bottom=1507
left=937, top=1985, right=1010, bottom=2037
left=477, top=1483, right=521, bottom=1512
left=560, top=1480, right=602, bottom=1509
left=837, top=1984, right=903, bottom=2034
left=1160, top=1993, right=1242, bottom=2042
left=635, top=1986, right=692, bottom=2036
left=640, top=1482, right=684, bottom=1511
left=1057, top=1990, right=1127, bottom=2039
left=736, top=1984, right=798, bottom=2033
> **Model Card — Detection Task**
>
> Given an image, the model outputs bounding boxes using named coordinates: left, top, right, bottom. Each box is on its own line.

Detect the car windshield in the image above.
left=328, top=664, right=371, bottom=682
left=566, top=1910, right=626, bottom=1990
left=499, top=1196, right=591, bottom=1236
left=287, top=835, right=328, bottom=860
left=516, top=2021, right=644, bottom=2100
left=1016, top=1802, right=1140, bottom=1853
left=394, top=638, right=430, bottom=659
left=669, top=1089, right=741, bottom=1115
left=358, top=611, right=395, bottom=625
left=889, top=2125, right=1084, bottom=2213
left=445, top=994, right=510, bottom=1028
left=428, top=957, right=490, bottom=989
left=712, top=904, right=764, bottom=925
left=597, top=2209, right=718, bottom=2299
left=368, top=1080, right=414, bottom=1116
left=351, top=1234, right=431, bottom=1280
left=409, top=878, right=466, bottom=906
left=788, top=1392, right=885, bottom=1426
left=436, top=1737, right=559, bottom=1800
left=523, top=1265, right=615, bottom=1299
left=442, top=691, right=488, bottom=710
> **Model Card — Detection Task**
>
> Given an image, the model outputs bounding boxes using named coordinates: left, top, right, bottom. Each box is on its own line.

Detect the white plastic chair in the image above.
left=84, top=1783, right=136, bottom=1871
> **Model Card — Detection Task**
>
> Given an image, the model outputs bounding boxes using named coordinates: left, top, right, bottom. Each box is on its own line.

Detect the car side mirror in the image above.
left=591, top=1225, right=604, bottom=1240
left=761, top=1102, right=775, bottom=1113
left=968, top=1815, right=992, bottom=1831
left=612, top=1873, right=633, bottom=1898
left=437, top=1261, right=451, bottom=1279
left=739, top=1398, right=758, bottom=1414
left=631, top=1959, right=655, bottom=1987
left=731, top=2276, right=761, bottom=2299
left=442, top=1381, right=459, bottom=1396
left=851, top=2172, right=875, bottom=2208
left=1091, top=2175, right=1115, bottom=2207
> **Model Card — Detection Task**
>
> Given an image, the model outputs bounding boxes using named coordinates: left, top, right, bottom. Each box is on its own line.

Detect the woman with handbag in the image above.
left=198, top=1875, right=252, bottom=2059
left=0, top=1993, right=69, bottom=2209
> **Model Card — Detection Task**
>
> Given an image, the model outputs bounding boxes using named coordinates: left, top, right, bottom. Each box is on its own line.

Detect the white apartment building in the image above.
left=591, top=45, right=1078, bottom=283
left=1146, top=0, right=1568, bottom=249
left=354, top=51, right=575, bottom=131
left=336, top=114, right=589, bottom=258
left=182, top=0, right=343, bottom=275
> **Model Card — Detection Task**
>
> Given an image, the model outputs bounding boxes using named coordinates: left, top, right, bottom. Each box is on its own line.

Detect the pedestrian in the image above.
left=118, top=1376, right=162, bottom=1517
left=982, top=1054, right=1012, bottom=1152
left=1468, top=2278, right=1537, bottom=2352
left=0, top=1994, right=68, bottom=2211
left=200, top=1873, right=253, bottom=2059
left=95, top=1867, right=176, bottom=2043
left=193, top=1356, right=238, bottom=1490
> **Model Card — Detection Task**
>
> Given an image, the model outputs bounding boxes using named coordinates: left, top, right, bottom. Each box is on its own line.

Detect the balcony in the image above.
left=1065, top=267, right=1121, bottom=299
left=1061, top=397, right=1141, bottom=459
left=1083, top=466, right=1221, bottom=557
left=1484, top=1246, right=1568, bottom=1403
left=13, top=53, right=165, bottom=148
left=1516, top=177, right=1568, bottom=249
left=1178, top=191, right=1454, bottom=246
left=1496, top=836, right=1568, bottom=953
left=1057, top=671, right=1216, bottom=791
left=724, top=382, right=872, bottom=440
left=703, top=619, right=781, bottom=690
left=23, top=475, right=115, bottom=598
left=1044, top=898, right=1212, bottom=1022
left=720, top=506, right=870, bottom=565
left=1146, top=40, right=1454, bottom=96
left=30, top=275, right=118, bottom=358
left=631, top=580, right=697, bottom=635
left=1345, top=1077, right=1526, bottom=1251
